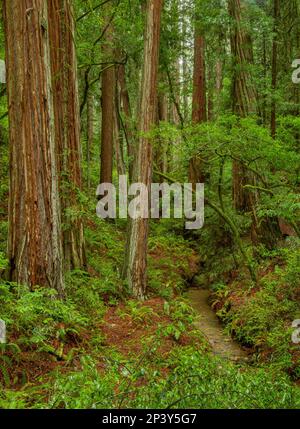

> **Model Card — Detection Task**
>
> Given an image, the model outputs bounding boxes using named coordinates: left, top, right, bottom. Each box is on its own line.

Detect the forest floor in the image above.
left=0, top=182, right=300, bottom=408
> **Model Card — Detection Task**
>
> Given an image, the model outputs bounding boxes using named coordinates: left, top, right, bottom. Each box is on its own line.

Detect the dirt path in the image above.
left=187, top=288, right=249, bottom=363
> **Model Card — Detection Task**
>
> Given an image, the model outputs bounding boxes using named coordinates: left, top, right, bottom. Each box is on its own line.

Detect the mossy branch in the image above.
left=153, top=169, right=257, bottom=283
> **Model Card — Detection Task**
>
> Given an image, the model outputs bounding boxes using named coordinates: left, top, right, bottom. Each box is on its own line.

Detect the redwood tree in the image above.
left=48, top=0, right=86, bottom=271
left=189, top=21, right=207, bottom=186
left=228, top=0, right=280, bottom=247
left=228, top=0, right=257, bottom=212
left=192, top=36, right=207, bottom=124
left=4, top=0, right=64, bottom=292
left=123, top=0, right=163, bottom=299
left=100, top=21, right=115, bottom=185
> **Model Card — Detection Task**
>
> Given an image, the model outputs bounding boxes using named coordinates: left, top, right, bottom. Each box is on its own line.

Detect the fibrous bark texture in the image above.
left=4, top=0, right=64, bottom=292
left=48, top=0, right=86, bottom=271
left=123, top=0, right=163, bottom=299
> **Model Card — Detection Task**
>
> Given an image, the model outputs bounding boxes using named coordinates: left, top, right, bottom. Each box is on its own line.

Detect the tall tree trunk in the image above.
left=181, top=2, right=189, bottom=122
left=228, top=0, right=257, bottom=212
left=122, top=0, right=163, bottom=300
left=155, top=83, right=168, bottom=177
left=295, top=28, right=300, bottom=154
left=4, top=0, right=64, bottom=293
left=215, top=59, right=223, bottom=117
left=192, top=35, right=207, bottom=124
left=271, top=0, right=280, bottom=139
left=189, top=28, right=207, bottom=186
left=48, top=0, right=86, bottom=271
left=114, top=82, right=126, bottom=176
left=215, top=31, right=225, bottom=117
left=228, top=1, right=256, bottom=117
left=207, top=62, right=214, bottom=121
left=229, top=0, right=280, bottom=247
left=117, top=62, right=134, bottom=179
left=182, top=55, right=189, bottom=122
left=171, top=59, right=181, bottom=126
left=100, top=23, right=115, bottom=185
left=168, top=59, right=181, bottom=169
left=87, top=91, right=94, bottom=189
left=261, top=32, right=267, bottom=126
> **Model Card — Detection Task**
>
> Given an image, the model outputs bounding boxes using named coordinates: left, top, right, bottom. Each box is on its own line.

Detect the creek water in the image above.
left=186, top=288, right=249, bottom=362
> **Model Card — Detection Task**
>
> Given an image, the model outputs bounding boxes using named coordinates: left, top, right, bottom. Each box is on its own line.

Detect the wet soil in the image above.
left=187, top=288, right=249, bottom=363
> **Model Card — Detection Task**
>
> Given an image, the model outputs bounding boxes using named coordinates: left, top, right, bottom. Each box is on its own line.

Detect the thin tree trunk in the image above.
left=100, top=23, right=115, bottom=185
left=215, top=31, right=224, bottom=116
left=156, top=84, right=168, bottom=177
left=117, top=62, right=134, bottom=179
left=208, top=62, right=214, bottom=121
left=87, top=91, right=94, bottom=189
left=192, top=35, right=207, bottom=124
left=271, top=0, right=280, bottom=139
left=171, top=59, right=181, bottom=126
left=160, top=95, right=169, bottom=175
left=181, top=3, right=189, bottom=122
left=114, top=82, right=126, bottom=176
left=48, top=0, right=86, bottom=271
left=189, top=29, right=207, bottom=186
left=4, top=0, right=64, bottom=293
left=122, top=0, right=163, bottom=300
left=168, top=59, right=181, bottom=169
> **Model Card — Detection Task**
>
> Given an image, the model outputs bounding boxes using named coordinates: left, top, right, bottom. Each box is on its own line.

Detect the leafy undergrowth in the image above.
left=0, top=209, right=299, bottom=408
left=0, top=215, right=205, bottom=408
left=210, top=239, right=300, bottom=380
left=1, top=278, right=300, bottom=409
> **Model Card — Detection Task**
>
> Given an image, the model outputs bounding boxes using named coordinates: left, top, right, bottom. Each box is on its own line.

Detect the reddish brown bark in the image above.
left=192, top=35, right=207, bottom=124
left=228, top=0, right=256, bottom=117
left=189, top=30, right=207, bottom=186
left=123, top=0, right=163, bottom=299
left=48, top=0, right=86, bottom=271
left=100, top=23, right=115, bottom=185
left=4, top=0, right=64, bottom=292
left=228, top=0, right=257, bottom=212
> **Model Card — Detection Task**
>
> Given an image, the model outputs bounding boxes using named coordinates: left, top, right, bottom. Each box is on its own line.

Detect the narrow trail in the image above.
left=187, top=288, right=249, bottom=363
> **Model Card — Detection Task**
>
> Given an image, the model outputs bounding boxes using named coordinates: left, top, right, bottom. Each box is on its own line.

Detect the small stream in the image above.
left=187, top=288, right=249, bottom=363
